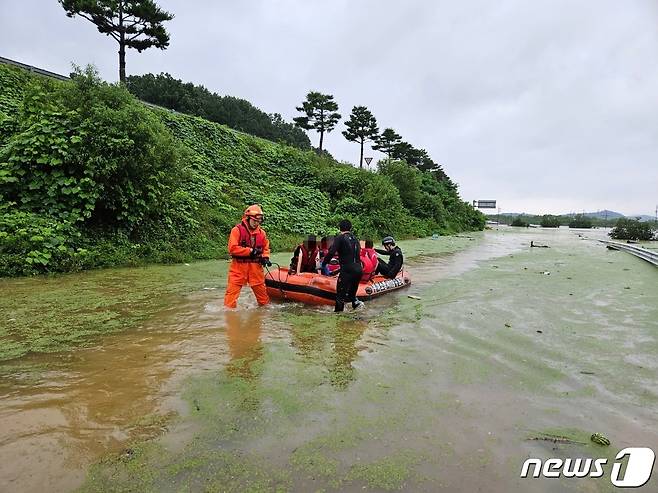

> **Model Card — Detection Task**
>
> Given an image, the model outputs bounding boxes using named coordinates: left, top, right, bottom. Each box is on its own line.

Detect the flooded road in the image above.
left=1, top=228, right=657, bottom=492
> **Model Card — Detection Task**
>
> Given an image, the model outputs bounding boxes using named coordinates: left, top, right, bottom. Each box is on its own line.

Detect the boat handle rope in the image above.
left=264, top=261, right=290, bottom=300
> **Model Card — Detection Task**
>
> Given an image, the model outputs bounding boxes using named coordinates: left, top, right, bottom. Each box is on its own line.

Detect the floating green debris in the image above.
left=590, top=433, right=611, bottom=446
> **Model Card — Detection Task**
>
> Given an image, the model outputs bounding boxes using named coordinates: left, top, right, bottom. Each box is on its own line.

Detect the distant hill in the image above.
left=583, top=210, right=624, bottom=220
left=484, top=210, right=658, bottom=229
left=486, top=210, right=649, bottom=220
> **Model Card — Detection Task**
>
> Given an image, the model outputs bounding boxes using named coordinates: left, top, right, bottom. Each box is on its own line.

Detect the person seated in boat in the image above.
left=360, top=239, right=378, bottom=282
left=375, top=236, right=404, bottom=279
left=289, top=235, right=320, bottom=274
left=319, top=236, right=340, bottom=276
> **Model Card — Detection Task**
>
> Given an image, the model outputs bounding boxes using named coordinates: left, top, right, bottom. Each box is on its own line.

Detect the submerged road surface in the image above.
left=1, top=228, right=657, bottom=492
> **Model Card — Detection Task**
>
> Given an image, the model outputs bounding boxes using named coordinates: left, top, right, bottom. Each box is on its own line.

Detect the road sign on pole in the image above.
left=475, top=200, right=496, bottom=209
left=364, top=157, right=373, bottom=166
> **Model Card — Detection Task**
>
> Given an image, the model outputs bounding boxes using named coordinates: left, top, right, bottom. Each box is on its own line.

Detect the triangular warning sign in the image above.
left=364, top=157, right=373, bottom=165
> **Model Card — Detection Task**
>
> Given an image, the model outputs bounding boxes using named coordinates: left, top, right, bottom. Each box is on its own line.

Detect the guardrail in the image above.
left=0, top=55, right=70, bottom=81
left=599, top=240, right=658, bottom=267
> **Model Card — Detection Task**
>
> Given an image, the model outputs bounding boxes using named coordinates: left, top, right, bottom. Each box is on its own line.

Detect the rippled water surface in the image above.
left=1, top=228, right=656, bottom=492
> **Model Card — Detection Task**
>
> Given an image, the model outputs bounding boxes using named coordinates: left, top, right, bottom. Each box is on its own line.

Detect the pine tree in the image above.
left=391, top=141, right=413, bottom=162
left=293, top=92, right=341, bottom=152
left=59, top=0, right=174, bottom=83
left=373, top=128, right=402, bottom=158
left=342, top=106, right=379, bottom=169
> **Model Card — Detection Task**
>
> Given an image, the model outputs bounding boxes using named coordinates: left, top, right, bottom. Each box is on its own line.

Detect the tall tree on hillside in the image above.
left=390, top=142, right=453, bottom=182
left=392, top=142, right=430, bottom=168
left=293, top=91, right=341, bottom=152
left=406, top=148, right=430, bottom=167
left=415, top=150, right=438, bottom=173
left=59, top=0, right=174, bottom=83
left=342, top=106, right=379, bottom=169
left=391, top=141, right=414, bottom=163
left=372, top=128, right=402, bottom=158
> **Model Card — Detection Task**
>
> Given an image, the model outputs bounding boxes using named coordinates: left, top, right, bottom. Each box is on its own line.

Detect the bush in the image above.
left=568, top=214, right=593, bottom=229
left=540, top=215, right=561, bottom=228
left=312, top=159, right=363, bottom=201
left=0, top=66, right=183, bottom=231
left=0, top=209, right=89, bottom=275
left=609, top=218, right=656, bottom=241
left=378, top=160, right=422, bottom=212
left=511, top=216, right=529, bottom=227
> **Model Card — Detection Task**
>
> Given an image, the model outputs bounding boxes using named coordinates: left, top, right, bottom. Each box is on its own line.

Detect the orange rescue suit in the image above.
left=223, top=220, right=271, bottom=308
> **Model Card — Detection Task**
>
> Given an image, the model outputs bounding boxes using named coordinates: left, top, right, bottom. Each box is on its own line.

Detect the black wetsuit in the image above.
left=322, top=232, right=362, bottom=312
left=375, top=246, right=403, bottom=279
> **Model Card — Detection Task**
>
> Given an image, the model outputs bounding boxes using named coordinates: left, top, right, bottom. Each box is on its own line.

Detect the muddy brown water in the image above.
left=1, top=228, right=657, bottom=492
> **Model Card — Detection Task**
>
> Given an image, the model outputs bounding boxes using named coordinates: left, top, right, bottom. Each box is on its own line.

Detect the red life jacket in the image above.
left=360, top=248, right=378, bottom=281
left=233, top=221, right=266, bottom=260
left=298, top=243, right=319, bottom=272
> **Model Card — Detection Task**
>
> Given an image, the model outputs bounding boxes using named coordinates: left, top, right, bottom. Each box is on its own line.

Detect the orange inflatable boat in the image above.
left=264, top=267, right=411, bottom=305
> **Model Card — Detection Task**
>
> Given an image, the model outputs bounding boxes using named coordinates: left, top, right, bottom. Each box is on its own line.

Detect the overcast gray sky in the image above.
left=2, top=0, right=657, bottom=216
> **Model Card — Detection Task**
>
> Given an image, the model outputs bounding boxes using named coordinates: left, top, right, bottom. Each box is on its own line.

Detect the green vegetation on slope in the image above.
left=126, top=72, right=311, bottom=150
left=0, top=63, right=484, bottom=277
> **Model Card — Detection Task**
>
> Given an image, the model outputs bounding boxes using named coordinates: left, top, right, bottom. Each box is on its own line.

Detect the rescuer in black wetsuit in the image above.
left=375, top=236, right=403, bottom=279
left=321, top=219, right=364, bottom=312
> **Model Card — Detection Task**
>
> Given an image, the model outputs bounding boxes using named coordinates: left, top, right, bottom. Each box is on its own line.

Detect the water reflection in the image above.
left=285, top=310, right=369, bottom=389
left=224, top=310, right=264, bottom=380
left=330, top=317, right=368, bottom=389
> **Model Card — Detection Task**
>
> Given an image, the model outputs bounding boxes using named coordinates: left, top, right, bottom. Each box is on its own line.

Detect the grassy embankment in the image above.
left=0, top=63, right=484, bottom=278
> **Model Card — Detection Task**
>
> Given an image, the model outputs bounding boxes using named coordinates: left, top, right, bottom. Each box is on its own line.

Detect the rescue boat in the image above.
left=264, top=267, right=411, bottom=305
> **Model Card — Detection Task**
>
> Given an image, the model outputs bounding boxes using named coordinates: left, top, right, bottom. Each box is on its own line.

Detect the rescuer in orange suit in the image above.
left=224, top=204, right=272, bottom=308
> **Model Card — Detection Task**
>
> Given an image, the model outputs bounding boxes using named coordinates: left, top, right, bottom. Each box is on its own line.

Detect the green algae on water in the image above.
left=347, top=451, right=423, bottom=491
